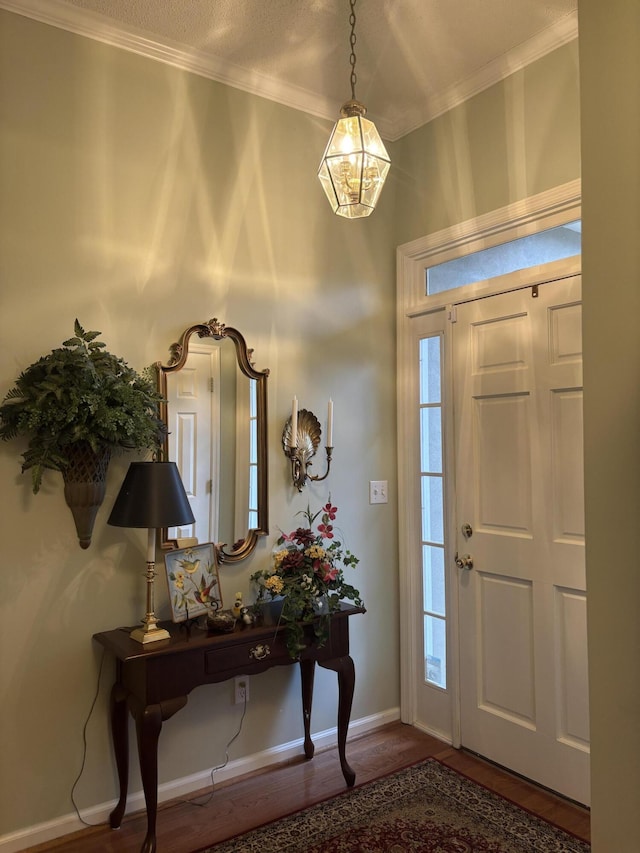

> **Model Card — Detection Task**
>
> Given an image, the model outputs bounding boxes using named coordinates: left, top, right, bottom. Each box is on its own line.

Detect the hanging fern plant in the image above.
left=0, top=320, right=166, bottom=494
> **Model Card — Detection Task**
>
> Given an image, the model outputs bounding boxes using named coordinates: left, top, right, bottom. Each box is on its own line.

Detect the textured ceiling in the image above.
left=2, top=0, right=578, bottom=139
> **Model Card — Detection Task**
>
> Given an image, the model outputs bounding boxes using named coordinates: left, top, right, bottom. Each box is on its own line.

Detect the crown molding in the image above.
left=0, top=0, right=339, bottom=121
left=385, top=11, right=578, bottom=141
left=1, top=0, right=577, bottom=141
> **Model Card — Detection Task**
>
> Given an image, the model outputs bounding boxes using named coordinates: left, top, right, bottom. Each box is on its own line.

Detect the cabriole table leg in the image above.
left=319, top=654, right=356, bottom=786
left=300, top=658, right=316, bottom=759
left=108, top=682, right=129, bottom=829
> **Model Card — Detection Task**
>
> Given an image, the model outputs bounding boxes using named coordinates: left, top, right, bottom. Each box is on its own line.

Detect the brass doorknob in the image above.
left=455, top=552, right=474, bottom=571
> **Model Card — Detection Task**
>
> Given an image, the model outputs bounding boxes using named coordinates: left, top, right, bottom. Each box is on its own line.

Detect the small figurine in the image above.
left=232, top=592, right=243, bottom=619
left=240, top=606, right=256, bottom=626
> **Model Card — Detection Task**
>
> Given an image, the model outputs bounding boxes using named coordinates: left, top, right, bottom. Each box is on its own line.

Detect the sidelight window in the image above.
left=419, top=335, right=446, bottom=689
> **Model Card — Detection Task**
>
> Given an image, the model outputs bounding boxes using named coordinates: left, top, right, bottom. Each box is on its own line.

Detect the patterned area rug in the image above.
left=199, top=758, right=589, bottom=852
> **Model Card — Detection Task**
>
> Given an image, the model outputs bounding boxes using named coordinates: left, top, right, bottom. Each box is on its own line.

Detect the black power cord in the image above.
left=70, top=646, right=108, bottom=827
left=184, top=690, right=249, bottom=808
left=70, top=649, right=248, bottom=822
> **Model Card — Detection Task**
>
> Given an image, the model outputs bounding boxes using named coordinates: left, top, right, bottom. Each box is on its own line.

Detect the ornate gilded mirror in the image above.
left=157, top=318, right=269, bottom=562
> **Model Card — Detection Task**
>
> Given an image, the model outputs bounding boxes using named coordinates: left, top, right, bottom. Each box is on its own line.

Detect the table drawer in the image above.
left=205, top=632, right=290, bottom=676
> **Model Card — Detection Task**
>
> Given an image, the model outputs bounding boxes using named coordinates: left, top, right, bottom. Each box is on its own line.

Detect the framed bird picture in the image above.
left=164, top=543, right=222, bottom=622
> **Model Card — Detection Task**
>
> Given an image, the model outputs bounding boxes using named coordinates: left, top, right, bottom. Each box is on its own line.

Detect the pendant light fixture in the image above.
left=317, top=0, right=390, bottom=219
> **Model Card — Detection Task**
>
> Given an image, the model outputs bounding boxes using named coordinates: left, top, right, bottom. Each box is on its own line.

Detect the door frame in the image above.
left=396, top=179, right=582, bottom=744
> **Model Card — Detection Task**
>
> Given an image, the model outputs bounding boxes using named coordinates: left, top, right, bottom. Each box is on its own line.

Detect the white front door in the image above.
left=453, top=275, right=589, bottom=804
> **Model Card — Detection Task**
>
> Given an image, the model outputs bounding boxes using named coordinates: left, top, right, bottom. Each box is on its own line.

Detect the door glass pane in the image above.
left=421, top=475, right=443, bottom=544
left=419, top=337, right=441, bottom=404
left=249, top=377, right=257, bottom=418
left=424, top=614, right=446, bottom=689
left=423, top=545, right=445, bottom=615
left=420, top=407, right=442, bottom=473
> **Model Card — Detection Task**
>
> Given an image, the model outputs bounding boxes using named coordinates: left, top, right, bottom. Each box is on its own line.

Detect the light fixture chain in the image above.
left=317, top=0, right=389, bottom=218
left=349, top=0, right=357, bottom=100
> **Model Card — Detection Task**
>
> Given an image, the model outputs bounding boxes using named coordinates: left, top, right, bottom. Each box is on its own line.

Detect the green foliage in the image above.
left=0, top=320, right=166, bottom=492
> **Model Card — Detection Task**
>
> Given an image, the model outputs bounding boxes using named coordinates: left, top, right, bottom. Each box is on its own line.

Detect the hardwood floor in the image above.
left=26, top=722, right=590, bottom=852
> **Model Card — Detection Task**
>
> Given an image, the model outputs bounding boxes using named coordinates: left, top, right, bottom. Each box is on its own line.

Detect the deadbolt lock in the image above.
left=461, top=523, right=473, bottom=539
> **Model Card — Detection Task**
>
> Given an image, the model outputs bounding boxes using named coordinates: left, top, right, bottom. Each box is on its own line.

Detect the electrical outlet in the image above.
left=369, top=480, right=388, bottom=504
left=234, top=676, right=249, bottom=704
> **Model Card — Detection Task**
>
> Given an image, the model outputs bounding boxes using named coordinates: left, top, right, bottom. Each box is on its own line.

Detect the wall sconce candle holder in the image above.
left=282, top=409, right=333, bottom=491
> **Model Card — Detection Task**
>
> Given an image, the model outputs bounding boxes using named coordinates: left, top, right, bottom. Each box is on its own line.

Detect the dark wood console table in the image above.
left=93, top=604, right=364, bottom=853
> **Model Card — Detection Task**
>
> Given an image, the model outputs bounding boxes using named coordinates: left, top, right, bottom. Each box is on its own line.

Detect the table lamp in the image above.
left=108, top=460, right=195, bottom=644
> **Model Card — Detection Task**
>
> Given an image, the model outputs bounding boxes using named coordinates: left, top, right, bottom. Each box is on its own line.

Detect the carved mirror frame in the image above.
left=157, top=318, right=269, bottom=563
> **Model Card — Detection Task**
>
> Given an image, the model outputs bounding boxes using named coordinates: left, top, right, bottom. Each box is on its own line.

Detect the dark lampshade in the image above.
left=108, top=461, right=195, bottom=529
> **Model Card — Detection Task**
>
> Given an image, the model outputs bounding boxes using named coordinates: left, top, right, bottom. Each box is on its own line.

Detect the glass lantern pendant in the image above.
left=318, top=98, right=390, bottom=219
left=317, top=0, right=390, bottom=219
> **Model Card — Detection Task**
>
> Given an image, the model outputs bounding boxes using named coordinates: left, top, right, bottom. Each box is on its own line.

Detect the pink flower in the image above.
left=322, top=503, right=338, bottom=520
left=280, top=530, right=297, bottom=543
left=321, top=566, right=339, bottom=583
left=318, top=522, right=334, bottom=538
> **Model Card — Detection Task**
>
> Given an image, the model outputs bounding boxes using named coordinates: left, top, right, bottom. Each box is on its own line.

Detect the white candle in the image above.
left=327, top=398, right=333, bottom=447
left=291, top=396, right=298, bottom=448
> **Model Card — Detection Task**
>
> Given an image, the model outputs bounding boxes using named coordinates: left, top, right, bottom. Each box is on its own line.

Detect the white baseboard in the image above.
left=0, top=707, right=400, bottom=853
left=410, top=718, right=453, bottom=746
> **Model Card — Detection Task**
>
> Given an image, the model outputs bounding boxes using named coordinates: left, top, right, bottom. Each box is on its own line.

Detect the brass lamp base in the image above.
left=130, top=556, right=171, bottom=644
left=130, top=622, right=170, bottom=644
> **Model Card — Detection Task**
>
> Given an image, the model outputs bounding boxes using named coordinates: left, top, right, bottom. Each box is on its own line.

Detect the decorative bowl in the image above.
left=207, top=609, right=236, bottom=633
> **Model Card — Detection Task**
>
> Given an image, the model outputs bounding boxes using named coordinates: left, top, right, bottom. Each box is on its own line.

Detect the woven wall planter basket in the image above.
left=62, top=442, right=111, bottom=549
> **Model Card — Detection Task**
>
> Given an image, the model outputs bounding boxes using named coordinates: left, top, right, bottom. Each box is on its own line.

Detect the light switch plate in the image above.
left=369, top=480, right=388, bottom=504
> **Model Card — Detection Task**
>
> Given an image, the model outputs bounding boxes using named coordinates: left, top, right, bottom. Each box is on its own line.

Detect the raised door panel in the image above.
left=555, top=587, right=590, bottom=748
left=477, top=573, right=535, bottom=725
left=474, top=395, right=533, bottom=535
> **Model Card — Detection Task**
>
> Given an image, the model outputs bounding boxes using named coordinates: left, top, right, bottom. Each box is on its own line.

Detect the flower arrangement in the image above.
left=250, top=501, right=363, bottom=658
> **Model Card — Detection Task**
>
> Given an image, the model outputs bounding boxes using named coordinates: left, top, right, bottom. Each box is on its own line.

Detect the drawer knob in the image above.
left=249, top=643, right=271, bottom=660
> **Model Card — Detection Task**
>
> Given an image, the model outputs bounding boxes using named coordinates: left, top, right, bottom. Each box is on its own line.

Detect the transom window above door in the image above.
left=426, top=221, right=581, bottom=295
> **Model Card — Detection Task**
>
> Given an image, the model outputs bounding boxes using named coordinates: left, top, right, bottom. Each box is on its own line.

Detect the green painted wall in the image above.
left=391, top=41, right=581, bottom=245
left=0, top=7, right=594, bottom=847
left=580, top=1, right=640, bottom=849
left=0, top=10, right=398, bottom=835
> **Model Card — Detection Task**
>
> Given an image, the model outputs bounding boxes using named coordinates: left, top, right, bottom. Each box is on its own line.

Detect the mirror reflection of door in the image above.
left=165, top=339, right=253, bottom=549
left=165, top=343, right=220, bottom=545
